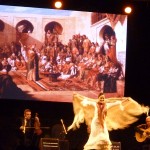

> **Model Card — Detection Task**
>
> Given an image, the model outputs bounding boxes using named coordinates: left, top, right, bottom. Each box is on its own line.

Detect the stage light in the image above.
left=124, top=6, right=132, bottom=14
left=54, top=1, right=62, bottom=9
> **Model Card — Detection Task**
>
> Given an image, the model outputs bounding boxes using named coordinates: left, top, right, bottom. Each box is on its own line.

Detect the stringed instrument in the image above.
left=135, top=127, right=150, bottom=142
left=34, top=113, right=43, bottom=135
left=21, top=113, right=50, bottom=134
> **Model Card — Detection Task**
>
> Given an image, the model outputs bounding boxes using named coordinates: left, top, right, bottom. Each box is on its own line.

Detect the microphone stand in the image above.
left=60, top=119, right=67, bottom=138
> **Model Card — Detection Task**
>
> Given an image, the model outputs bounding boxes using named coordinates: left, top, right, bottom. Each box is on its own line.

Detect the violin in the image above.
left=34, top=113, right=42, bottom=135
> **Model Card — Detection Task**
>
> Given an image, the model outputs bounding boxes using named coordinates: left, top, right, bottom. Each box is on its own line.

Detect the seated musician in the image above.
left=135, top=116, right=150, bottom=144
left=16, top=109, right=42, bottom=150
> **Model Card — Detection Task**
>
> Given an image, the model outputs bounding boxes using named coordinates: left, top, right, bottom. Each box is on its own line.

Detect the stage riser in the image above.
left=39, top=138, right=120, bottom=150
left=91, top=142, right=121, bottom=150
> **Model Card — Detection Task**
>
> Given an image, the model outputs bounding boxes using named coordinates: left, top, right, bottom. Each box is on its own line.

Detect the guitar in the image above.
left=135, top=128, right=150, bottom=142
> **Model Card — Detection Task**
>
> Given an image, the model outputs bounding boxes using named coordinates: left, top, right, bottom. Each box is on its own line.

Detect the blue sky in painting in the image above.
left=0, top=5, right=72, bottom=16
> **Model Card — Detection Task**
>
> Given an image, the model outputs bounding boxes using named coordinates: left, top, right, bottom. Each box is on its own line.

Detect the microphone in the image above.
left=60, top=119, right=67, bottom=135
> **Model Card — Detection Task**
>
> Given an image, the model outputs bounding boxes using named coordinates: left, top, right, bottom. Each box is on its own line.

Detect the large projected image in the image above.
left=0, top=5, right=127, bottom=102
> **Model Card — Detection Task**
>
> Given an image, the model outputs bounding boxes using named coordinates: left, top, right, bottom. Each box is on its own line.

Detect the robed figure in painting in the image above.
left=26, top=45, right=39, bottom=81
left=68, top=93, right=148, bottom=150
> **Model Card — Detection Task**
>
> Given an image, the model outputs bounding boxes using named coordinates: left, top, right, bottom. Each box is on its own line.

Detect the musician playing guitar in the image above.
left=16, top=109, right=42, bottom=150
left=135, top=116, right=150, bottom=143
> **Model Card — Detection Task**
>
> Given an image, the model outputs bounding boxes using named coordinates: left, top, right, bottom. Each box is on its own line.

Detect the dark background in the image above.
left=0, top=0, right=150, bottom=150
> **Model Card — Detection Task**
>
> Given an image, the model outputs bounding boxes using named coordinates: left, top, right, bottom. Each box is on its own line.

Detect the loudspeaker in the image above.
left=39, top=138, right=69, bottom=150
left=111, top=142, right=121, bottom=150
left=39, top=138, right=60, bottom=150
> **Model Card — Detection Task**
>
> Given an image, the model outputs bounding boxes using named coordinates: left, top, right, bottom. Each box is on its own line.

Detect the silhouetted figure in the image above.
left=0, top=63, right=28, bottom=99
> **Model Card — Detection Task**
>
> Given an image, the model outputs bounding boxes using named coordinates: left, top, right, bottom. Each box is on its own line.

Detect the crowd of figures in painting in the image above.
left=0, top=31, right=124, bottom=93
